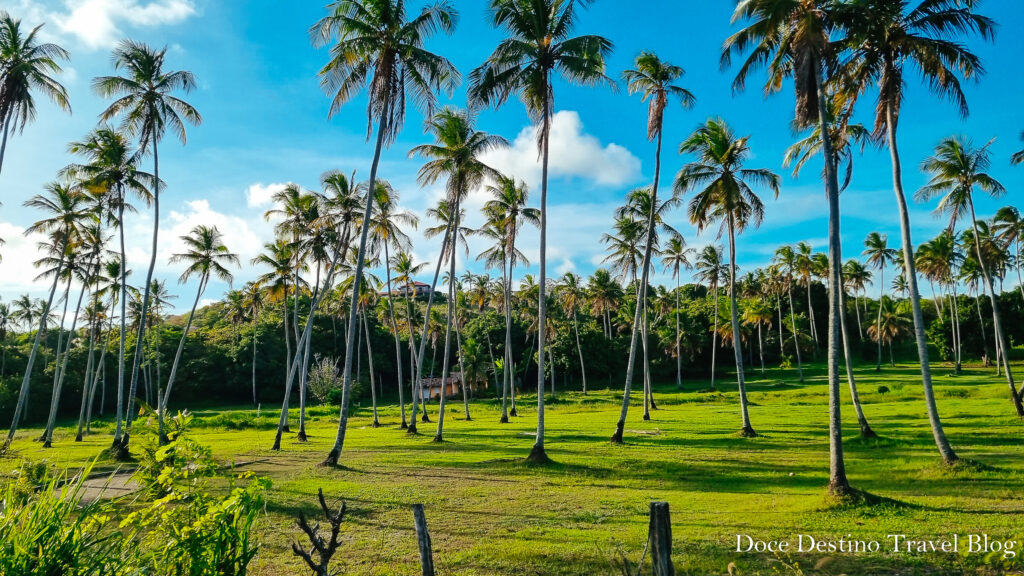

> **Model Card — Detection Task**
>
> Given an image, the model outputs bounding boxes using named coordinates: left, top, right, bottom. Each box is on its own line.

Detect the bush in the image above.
left=308, top=355, right=341, bottom=405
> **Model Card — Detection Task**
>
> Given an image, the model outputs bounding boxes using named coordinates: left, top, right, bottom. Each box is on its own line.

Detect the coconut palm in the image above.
left=391, top=250, right=428, bottom=420
left=479, top=175, right=538, bottom=421
left=2, top=182, right=87, bottom=452
left=0, top=11, right=71, bottom=176
left=242, top=282, right=265, bottom=405
left=842, top=259, right=871, bottom=338
left=772, top=246, right=804, bottom=381
left=63, top=127, right=153, bottom=448
left=94, top=40, right=201, bottom=455
left=470, top=0, right=612, bottom=463
left=673, top=117, right=779, bottom=438
left=917, top=136, right=1020, bottom=415
left=661, top=233, right=695, bottom=388
left=835, top=0, right=995, bottom=467
left=252, top=239, right=301, bottom=426
left=868, top=310, right=910, bottom=367
left=407, top=108, right=505, bottom=440
left=794, top=242, right=820, bottom=350
left=556, top=273, right=588, bottom=394
left=694, top=244, right=727, bottom=392
left=154, top=225, right=238, bottom=443
left=313, top=0, right=459, bottom=465
left=993, top=206, right=1024, bottom=302
left=863, top=232, right=897, bottom=371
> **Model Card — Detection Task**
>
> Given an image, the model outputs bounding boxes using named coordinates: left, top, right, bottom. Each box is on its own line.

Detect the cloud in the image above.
left=245, top=182, right=290, bottom=208
left=16, top=0, right=195, bottom=49
left=481, top=110, right=641, bottom=189
left=0, top=222, right=50, bottom=297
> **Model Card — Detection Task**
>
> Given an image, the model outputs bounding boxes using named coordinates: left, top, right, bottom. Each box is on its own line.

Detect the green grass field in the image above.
left=3, top=360, right=1024, bottom=575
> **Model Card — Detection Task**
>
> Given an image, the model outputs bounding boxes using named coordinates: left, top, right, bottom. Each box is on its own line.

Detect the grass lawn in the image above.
left=3, top=360, right=1024, bottom=575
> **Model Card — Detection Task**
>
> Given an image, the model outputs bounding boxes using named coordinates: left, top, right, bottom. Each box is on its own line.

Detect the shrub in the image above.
left=308, top=355, right=341, bottom=405
left=877, top=385, right=890, bottom=394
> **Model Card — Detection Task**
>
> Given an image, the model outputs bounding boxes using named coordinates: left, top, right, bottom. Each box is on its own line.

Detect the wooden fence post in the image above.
left=649, top=501, right=675, bottom=576
left=412, top=504, right=435, bottom=576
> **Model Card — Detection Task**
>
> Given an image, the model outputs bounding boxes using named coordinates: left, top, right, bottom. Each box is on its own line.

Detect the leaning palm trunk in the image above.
left=75, top=294, right=101, bottom=442
left=884, top=106, right=958, bottom=464
left=612, top=113, right=662, bottom=444
left=85, top=311, right=115, bottom=435
left=362, top=310, right=380, bottom=427
left=2, top=254, right=65, bottom=453
left=43, top=261, right=96, bottom=447
left=323, top=106, right=391, bottom=466
left=967, top=200, right=1022, bottom=415
left=158, top=276, right=207, bottom=445
left=279, top=289, right=292, bottom=431
left=121, top=141, right=162, bottom=455
left=0, top=115, right=10, bottom=176
left=455, top=310, right=470, bottom=420
left=727, top=217, right=755, bottom=437
left=39, top=276, right=73, bottom=444
left=875, top=266, right=885, bottom=371
left=383, top=243, right=407, bottom=428
left=408, top=192, right=457, bottom=435
left=814, top=70, right=850, bottom=495
left=404, top=292, right=421, bottom=424
left=573, top=309, right=587, bottom=394
left=297, top=317, right=314, bottom=439
left=433, top=245, right=458, bottom=442
left=840, top=288, right=875, bottom=438
left=787, top=284, right=804, bottom=382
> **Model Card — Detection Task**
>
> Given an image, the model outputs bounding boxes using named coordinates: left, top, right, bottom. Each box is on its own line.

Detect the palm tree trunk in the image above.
left=815, top=68, right=850, bottom=494
left=676, top=275, right=683, bottom=388
left=40, top=276, right=72, bottom=444
left=363, top=310, right=380, bottom=427
left=951, top=288, right=962, bottom=373
left=76, top=295, right=101, bottom=442
left=528, top=94, right=551, bottom=464
left=854, top=293, right=864, bottom=339
left=885, top=106, right=958, bottom=464
left=280, top=289, right=292, bottom=432
left=455, top=307, right=470, bottom=421
left=711, top=288, right=719, bottom=390
left=507, top=259, right=518, bottom=417
left=967, top=199, right=1022, bottom=415
left=807, top=279, right=819, bottom=354
left=876, top=266, right=885, bottom=371
left=758, top=322, right=765, bottom=375
left=433, top=241, right=458, bottom=443
left=0, top=115, right=10, bottom=176
left=500, top=258, right=511, bottom=422
left=787, top=284, right=804, bottom=382
left=297, top=314, right=313, bottom=440
left=44, top=262, right=95, bottom=447
left=573, top=310, right=587, bottom=395
left=841, top=288, right=875, bottom=438
left=324, top=106, right=392, bottom=466
left=251, top=316, right=259, bottom=405
left=2, top=254, right=65, bottom=453
left=383, top=243, right=407, bottom=428
left=121, top=139, right=162, bottom=455
left=405, top=292, right=420, bottom=426
left=727, top=217, right=755, bottom=437
left=158, top=277, right=206, bottom=445
left=113, top=201, right=128, bottom=446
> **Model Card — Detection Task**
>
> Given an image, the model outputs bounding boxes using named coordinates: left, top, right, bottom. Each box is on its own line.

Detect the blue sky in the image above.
left=2, top=0, right=1022, bottom=312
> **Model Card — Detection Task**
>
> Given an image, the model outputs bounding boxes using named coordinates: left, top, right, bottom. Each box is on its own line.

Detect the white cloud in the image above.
left=481, top=110, right=641, bottom=189
left=16, top=0, right=195, bottom=49
left=0, top=222, right=50, bottom=297
left=245, top=182, right=290, bottom=209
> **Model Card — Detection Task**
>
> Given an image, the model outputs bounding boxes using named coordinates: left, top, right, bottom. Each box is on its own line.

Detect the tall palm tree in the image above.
left=2, top=182, right=87, bottom=452
left=674, top=118, right=780, bottom=439
left=772, top=245, right=804, bottom=382
left=835, top=0, right=994, bottom=467
left=410, top=108, right=504, bottom=441
left=314, top=0, right=458, bottom=466
left=617, top=50, right=694, bottom=427
left=556, top=273, right=588, bottom=394
left=242, top=282, right=265, bottom=405
left=368, top=181, right=417, bottom=428
left=917, top=136, right=1021, bottom=415
left=725, top=0, right=860, bottom=495
left=863, top=232, right=897, bottom=371
left=253, top=238, right=301, bottom=427
left=156, top=226, right=238, bottom=444
left=94, top=40, right=201, bottom=455
left=993, top=206, right=1024, bottom=302
left=794, top=242, right=819, bottom=350
left=694, top=245, right=726, bottom=390
left=479, top=175, right=537, bottom=421
left=868, top=309, right=910, bottom=367
left=661, top=233, right=695, bottom=389
left=391, top=250, right=429, bottom=420
left=842, top=259, right=871, bottom=338
left=470, top=0, right=612, bottom=463
left=0, top=11, right=70, bottom=176
left=63, top=127, right=152, bottom=448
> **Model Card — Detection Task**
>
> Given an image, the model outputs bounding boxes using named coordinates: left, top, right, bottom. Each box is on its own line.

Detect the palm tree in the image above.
left=842, top=259, right=871, bottom=338
left=242, top=282, right=265, bottom=405
left=661, top=233, right=695, bottom=388
left=94, top=40, right=201, bottom=455
left=863, top=232, right=897, bottom=371
left=993, top=206, right=1024, bottom=302
left=253, top=238, right=301, bottom=431
left=694, top=245, right=727, bottom=391
left=368, top=181, right=418, bottom=429
left=674, top=118, right=779, bottom=438
left=868, top=310, right=910, bottom=367
left=835, top=0, right=994, bottom=467
left=155, top=225, right=238, bottom=442
left=0, top=11, right=71, bottom=176
left=470, top=0, right=613, bottom=463
left=794, top=242, right=819, bottom=350
left=1012, top=133, right=1023, bottom=166
left=391, top=250, right=428, bottom=422
left=63, top=127, right=152, bottom=449
left=772, top=246, right=804, bottom=382
left=2, top=182, right=87, bottom=452
left=556, top=273, right=588, bottom=394
left=618, top=50, right=694, bottom=425
left=725, top=0, right=861, bottom=495
left=407, top=108, right=504, bottom=440
left=313, top=0, right=458, bottom=466
left=917, top=136, right=1021, bottom=416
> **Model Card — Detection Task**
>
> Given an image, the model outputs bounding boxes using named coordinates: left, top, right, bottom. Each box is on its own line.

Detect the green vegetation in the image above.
left=4, top=361, right=1024, bottom=575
